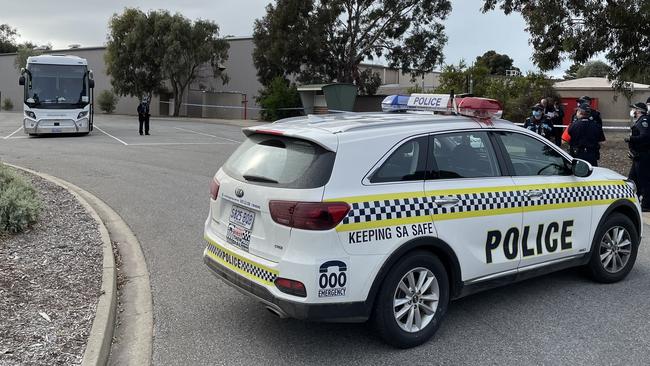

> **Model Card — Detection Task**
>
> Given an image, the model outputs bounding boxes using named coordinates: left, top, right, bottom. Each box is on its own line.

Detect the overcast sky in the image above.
left=1, top=0, right=572, bottom=77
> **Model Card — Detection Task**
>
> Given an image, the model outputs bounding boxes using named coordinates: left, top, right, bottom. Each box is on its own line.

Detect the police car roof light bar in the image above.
left=381, top=93, right=453, bottom=113
left=381, top=93, right=502, bottom=120
left=456, top=97, right=503, bottom=120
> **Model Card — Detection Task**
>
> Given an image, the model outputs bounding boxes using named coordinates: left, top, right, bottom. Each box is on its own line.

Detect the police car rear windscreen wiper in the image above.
left=242, top=174, right=279, bottom=184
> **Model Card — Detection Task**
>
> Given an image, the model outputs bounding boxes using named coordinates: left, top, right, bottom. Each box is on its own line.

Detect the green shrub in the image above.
left=256, top=77, right=302, bottom=121
left=97, top=90, right=119, bottom=113
left=2, top=98, right=13, bottom=111
left=0, top=164, right=41, bottom=234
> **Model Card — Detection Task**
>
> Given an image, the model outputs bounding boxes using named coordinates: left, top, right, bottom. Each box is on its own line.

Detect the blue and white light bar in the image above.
left=381, top=93, right=452, bottom=113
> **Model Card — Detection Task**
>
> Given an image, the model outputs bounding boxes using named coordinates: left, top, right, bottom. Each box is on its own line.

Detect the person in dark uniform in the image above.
left=625, top=102, right=650, bottom=211
left=524, top=104, right=554, bottom=140
left=572, top=95, right=605, bottom=159
left=551, top=99, right=565, bottom=146
left=137, top=99, right=150, bottom=136
left=567, top=103, right=605, bottom=166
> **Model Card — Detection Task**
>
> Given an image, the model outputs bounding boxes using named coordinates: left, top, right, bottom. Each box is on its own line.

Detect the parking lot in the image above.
left=2, top=111, right=650, bottom=365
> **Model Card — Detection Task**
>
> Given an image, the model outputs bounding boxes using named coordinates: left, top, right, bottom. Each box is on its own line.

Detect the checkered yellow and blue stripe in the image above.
left=336, top=181, right=636, bottom=232
left=204, top=236, right=278, bottom=286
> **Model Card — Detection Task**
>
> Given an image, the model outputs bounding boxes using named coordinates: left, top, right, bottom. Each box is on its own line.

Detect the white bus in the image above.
left=19, top=54, right=95, bottom=135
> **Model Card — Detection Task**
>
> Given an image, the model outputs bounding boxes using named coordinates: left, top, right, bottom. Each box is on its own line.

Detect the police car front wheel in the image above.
left=373, top=251, right=449, bottom=348
left=588, top=213, right=639, bottom=283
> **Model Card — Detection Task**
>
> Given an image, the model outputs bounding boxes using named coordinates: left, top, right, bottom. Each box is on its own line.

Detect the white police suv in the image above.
left=203, top=94, right=641, bottom=348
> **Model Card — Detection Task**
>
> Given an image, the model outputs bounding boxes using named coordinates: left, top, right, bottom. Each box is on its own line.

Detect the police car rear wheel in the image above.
left=588, top=213, right=639, bottom=283
left=373, top=251, right=449, bottom=348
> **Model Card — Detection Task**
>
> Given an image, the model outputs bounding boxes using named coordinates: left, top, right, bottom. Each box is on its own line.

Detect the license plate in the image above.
left=227, top=206, right=255, bottom=251
left=52, top=128, right=62, bottom=133
left=226, top=223, right=251, bottom=251
left=229, top=206, right=255, bottom=230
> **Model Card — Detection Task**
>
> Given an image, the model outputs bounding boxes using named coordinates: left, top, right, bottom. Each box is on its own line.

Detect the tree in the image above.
left=13, top=42, right=41, bottom=71
left=575, top=60, right=613, bottom=78
left=97, top=90, right=119, bottom=113
left=435, top=59, right=557, bottom=122
left=0, top=24, right=18, bottom=54
left=106, top=9, right=165, bottom=103
left=563, top=63, right=582, bottom=80
left=106, top=9, right=229, bottom=116
left=253, top=0, right=452, bottom=87
left=256, top=76, right=302, bottom=121
left=481, top=1, right=650, bottom=82
left=357, top=69, right=382, bottom=96
left=475, top=50, right=518, bottom=75
left=435, top=60, right=490, bottom=96
left=159, top=13, right=230, bottom=116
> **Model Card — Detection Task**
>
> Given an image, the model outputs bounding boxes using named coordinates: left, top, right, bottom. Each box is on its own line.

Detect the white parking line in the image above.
left=3, top=127, right=23, bottom=139
left=94, top=125, right=129, bottom=146
left=129, top=142, right=233, bottom=146
left=173, top=127, right=241, bottom=143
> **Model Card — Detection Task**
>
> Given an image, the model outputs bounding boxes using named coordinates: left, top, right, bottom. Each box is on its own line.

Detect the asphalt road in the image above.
left=2, top=112, right=650, bottom=365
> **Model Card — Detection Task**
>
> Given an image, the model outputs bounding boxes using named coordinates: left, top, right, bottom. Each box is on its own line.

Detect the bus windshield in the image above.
left=25, top=64, right=89, bottom=108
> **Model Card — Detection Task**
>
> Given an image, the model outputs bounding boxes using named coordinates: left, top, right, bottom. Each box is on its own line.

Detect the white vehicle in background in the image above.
left=18, top=54, right=95, bottom=135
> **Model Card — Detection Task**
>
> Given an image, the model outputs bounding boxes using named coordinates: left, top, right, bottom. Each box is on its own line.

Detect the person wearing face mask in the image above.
left=567, top=103, right=604, bottom=166
left=625, top=102, right=650, bottom=211
left=523, top=104, right=554, bottom=140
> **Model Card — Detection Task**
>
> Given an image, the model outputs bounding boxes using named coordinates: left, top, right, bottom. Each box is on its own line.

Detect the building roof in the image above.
left=554, top=77, right=650, bottom=90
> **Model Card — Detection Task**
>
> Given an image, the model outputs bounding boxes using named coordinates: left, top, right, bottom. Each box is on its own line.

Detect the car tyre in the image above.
left=588, top=213, right=639, bottom=283
left=372, top=251, right=449, bottom=348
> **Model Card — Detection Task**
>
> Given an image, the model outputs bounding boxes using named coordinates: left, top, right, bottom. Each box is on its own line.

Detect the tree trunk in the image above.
left=172, top=83, right=183, bottom=117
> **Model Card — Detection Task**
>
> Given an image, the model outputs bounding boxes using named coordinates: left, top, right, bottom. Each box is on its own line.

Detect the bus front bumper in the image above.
left=24, top=118, right=90, bottom=134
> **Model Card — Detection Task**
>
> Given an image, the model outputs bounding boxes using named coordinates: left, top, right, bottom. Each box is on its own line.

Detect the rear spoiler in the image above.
left=243, top=126, right=338, bottom=152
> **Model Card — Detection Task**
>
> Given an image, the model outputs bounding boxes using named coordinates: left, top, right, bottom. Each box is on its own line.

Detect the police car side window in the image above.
left=370, top=136, right=427, bottom=183
left=498, top=132, right=571, bottom=176
left=429, top=131, right=501, bottom=179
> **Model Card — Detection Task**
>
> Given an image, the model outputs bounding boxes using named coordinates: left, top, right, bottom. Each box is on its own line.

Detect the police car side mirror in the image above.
left=19, top=76, right=25, bottom=86
left=572, top=159, right=593, bottom=178
left=88, top=79, right=95, bottom=89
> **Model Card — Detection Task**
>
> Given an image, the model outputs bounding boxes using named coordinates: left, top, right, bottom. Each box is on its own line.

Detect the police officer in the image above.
left=567, top=103, right=604, bottom=166
left=625, top=102, right=650, bottom=211
left=551, top=99, right=565, bottom=146
left=524, top=104, right=554, bottom=140
left=137, top=98, right=150, bottom=136
left=572, top=96, right=605, bottom=159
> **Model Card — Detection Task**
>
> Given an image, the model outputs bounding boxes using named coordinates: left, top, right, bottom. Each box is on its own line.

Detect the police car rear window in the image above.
left=223, top=134, right=335, bottom=189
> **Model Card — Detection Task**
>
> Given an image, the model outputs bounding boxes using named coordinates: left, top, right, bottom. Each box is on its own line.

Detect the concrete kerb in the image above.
left=5, top=163, right=153, bottom=366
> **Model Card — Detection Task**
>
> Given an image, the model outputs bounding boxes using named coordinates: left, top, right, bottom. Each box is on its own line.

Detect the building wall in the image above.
left=0, top=38, right=262, bottom=119
left=555, top=88, right=650, bottom=123
left=0, top=55, right=24, bottom=112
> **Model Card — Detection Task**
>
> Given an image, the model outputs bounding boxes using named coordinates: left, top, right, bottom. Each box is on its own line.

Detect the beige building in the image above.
left=362, top=63, right=441, bottom=95
left=554, top=77, right=650, bottom=124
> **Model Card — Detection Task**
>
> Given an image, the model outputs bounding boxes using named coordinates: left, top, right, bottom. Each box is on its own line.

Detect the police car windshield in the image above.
left=223, top=134, right=335, bottom=189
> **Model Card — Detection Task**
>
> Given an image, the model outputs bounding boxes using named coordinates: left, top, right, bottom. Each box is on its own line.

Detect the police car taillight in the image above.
left=274, top=277, right=307, bottom=297
left=209, top=178, right=220, bottom=201
left=269, top=201, right=350, bottom=230
left=457, top=97, right=503, bottom=120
